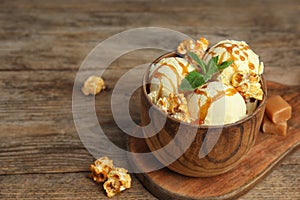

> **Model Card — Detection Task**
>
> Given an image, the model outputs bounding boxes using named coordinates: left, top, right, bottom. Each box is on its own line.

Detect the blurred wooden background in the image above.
left=0, top=0, right=299, bottom=199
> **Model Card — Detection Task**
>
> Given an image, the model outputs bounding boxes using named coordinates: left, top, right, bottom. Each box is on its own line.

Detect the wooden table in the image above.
left=0, top=0, right=299, bottom=199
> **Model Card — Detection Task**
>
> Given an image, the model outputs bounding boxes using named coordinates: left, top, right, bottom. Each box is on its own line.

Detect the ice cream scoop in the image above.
left=147, top=56, right=197, bottom=122
left=148, top=57, right=196, bottom=101
left=147, top=39, right=264, bottom=125
left=203, top=40, right=264, bottom=85
left=187, top=81, right=246, bottom=125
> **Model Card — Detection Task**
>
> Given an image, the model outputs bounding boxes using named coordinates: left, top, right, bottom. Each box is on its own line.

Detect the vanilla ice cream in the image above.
left=148, top=57, right=196, bottom=122
left=147, top=38, right=264, bottom=125
left=203, top=40, right=264, bottom=84
left=187, top=82, right=246, bottom=125
left=148, top=57, right=196, bottom=102
left=203, top=40, right=264, bottom=100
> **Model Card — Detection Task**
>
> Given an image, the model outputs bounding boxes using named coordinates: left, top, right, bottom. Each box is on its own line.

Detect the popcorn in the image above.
left=156, top=93, right=190, bottom=122
left=231, top=71, right=263, bottom=100
left=89, top=157, right=114, bottom=183
left=81, top=75, right=105, bottom=96
left=177, top=37, right=209, bottom=59
left=103, top=168, right=132, bottom=198
left=89, top=157, right=131, bottom=198
left=194, top=37, right=209, bottom=57
left=177, top=39, right=194, bottom=55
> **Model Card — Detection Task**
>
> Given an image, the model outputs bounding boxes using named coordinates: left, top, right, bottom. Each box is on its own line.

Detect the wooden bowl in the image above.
left=140, top=52, right=267, bottom=177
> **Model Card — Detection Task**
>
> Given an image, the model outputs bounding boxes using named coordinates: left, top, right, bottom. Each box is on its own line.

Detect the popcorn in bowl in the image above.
left=141, top=37, right=267, bottom=177
left=149, top=37, right=265, bottom=125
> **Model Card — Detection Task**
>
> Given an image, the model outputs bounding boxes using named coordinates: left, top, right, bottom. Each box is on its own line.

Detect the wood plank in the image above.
left=128, top=81, right=300, bottom=199
left=0, top=0, right=299, bottom=199
left=243, top=163, right=300, bottom=199
left=0, top=172, right=157, bottom=200
left=0, top=0, right=299, bottom=86
left=0, top=163, right=298, bottom=199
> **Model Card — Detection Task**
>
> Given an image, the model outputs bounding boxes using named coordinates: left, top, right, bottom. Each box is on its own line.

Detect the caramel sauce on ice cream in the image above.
left=148, top=38, right=264, bottom=125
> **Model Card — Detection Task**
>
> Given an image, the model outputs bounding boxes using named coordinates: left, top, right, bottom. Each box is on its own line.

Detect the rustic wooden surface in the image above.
left=0, top=0, right=299, bottom=199
left=128, top=81, right=300, bottom=200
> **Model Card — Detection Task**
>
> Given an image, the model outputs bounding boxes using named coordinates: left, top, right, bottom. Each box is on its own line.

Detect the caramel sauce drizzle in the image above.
left=149, top=59, right=191, bottom=99
left=208, top=42, right=254, bottom=72
left=219, top=52, right=226, bottom=65
left=150, top=42, right=255, bottom=124
left=175, top=57, right=190, bottom=76
left=225, top=87, right=238, bottom=96
left=248, top=63, right=255, bottom=70
left=194, top=89, right=225, bottom=124
left=198, top=97, right=212, bottom=125
left=160, top=62, right=181, bottom=85
left=149, top=61, right=183, bottom=97
left=151, top=72, right=176, bottom=97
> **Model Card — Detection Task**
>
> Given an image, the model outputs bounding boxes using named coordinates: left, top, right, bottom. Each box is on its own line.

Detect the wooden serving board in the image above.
left=128, top=81, right=300, bottom=200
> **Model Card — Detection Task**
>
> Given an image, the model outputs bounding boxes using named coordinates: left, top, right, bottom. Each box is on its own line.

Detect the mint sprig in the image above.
left=187, top=51, right=207, bottom=74
left=180, top=71, right=205, bottom=90
left=180, top=52, right=233, bottom=91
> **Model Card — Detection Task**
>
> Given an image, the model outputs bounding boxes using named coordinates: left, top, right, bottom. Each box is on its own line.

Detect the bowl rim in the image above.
left=142, top=51, right=267, bottom=129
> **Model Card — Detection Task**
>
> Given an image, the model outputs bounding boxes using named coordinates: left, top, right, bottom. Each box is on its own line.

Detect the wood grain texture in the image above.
left=0, top=0, right=299, bottom=199
left=129, top=81, right=300, bottom=200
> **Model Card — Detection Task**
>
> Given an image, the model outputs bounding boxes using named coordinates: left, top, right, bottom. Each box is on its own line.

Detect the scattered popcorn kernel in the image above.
left=103, top=167, right=132, bottom=198
left=89, top=157, right=113, bottom=183
left=81, top=75, right=105, bottom=96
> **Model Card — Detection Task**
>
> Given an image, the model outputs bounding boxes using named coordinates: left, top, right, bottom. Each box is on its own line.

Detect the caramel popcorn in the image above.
left=89, top=157, right=114, bottom=183
left=149, top=38, right=265, bottom=125
left=231, top=71, right=263, bottom=100
left=81, top=75, right=105, bottom=96
left=177, top=39, right=194, bottom=55
left=147, top=90, right=159, bottom=104
left=177, top=37, right=209, bottom=59
left=89, top=157, right=131, bottom=198
left=103, top=167, right=132, bottom=198
left=156, top=93, right=190, bottom=122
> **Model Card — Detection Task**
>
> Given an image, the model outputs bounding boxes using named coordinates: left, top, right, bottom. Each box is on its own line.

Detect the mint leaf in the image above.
left=212, top=55, right=219, bottom=65
left=206, top=58, right=219, bottom=79
left=218, top=60, right=233, bottom=70
left=180, top=53, right=234, bottom=90
left=180, top=71, right=205, bottom=90
left=187, top=51, right=207, bottom=73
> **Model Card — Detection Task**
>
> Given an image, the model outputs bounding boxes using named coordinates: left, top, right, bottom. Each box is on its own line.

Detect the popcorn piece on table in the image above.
left=81, top=75, right=105, bottom=96
left=103, top=167, right=132, bottom=198
left=90, top=157, right=114, bottom=183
